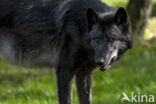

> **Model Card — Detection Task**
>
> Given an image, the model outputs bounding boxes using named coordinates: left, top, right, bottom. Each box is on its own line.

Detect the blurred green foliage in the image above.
left=145, top=18, right=156, bottom=40
left=101, top=0, right=128, bottom=8
left=102, top=0, right=156, bottom=8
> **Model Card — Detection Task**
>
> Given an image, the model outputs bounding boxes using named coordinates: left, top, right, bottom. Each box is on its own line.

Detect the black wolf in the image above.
left=0, top=0, right=133, bottom=104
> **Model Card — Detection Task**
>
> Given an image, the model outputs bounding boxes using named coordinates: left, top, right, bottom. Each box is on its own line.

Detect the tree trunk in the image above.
left=127, top=0, right=152, bottom=41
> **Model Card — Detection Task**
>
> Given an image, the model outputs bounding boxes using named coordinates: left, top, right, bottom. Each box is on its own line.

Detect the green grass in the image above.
left=0, top=41, right=156, bottom=104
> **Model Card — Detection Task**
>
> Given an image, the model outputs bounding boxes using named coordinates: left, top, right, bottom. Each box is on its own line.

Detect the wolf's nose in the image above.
left=95, top=59, right=104, bottom=66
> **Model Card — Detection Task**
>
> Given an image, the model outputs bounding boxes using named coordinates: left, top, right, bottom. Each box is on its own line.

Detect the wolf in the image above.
left=0, top=0, right=133, bottom=104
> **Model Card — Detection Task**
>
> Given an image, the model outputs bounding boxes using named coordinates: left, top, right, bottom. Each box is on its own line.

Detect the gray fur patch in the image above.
left=0, top=35, right=16, bottom=62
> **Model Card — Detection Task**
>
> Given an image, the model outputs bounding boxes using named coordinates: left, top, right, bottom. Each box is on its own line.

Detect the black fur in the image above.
left=0, top=0, right=133, bottom=104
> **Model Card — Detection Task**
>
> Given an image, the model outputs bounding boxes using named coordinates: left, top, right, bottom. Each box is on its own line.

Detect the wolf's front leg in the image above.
left=76, top=71, right=94, bottom=104
left=56, top=68, right=74, bottom=104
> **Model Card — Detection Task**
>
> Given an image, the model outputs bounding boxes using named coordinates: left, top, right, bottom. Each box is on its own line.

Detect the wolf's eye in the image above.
left=107, top=38, right=114, bottom=42
left=93, top=38, right=99, bottom=42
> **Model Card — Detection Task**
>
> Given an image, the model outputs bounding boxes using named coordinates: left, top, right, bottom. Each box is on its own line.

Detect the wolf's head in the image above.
left=87, top=7, right=133, bottom=71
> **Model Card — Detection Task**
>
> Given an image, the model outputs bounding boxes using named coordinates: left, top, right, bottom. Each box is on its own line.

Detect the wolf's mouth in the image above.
left=99, top=65, right=111, bottom=71
left=99, top=57, right=116, bottom=71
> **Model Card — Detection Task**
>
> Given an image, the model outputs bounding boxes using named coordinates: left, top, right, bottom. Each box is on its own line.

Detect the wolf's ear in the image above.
left=115, top=7, right=128, bottom=25
left=87, top=8, right=99, bottom=26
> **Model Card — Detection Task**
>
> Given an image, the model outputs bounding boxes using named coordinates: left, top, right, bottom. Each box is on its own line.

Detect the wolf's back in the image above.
left=0, top=0, right=59, bottom=29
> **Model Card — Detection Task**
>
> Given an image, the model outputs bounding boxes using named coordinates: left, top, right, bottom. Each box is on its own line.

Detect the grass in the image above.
left=0, top=1, right=156, bottom=104
left=0, top=42, right=156, bottom=104
left=0, top=41, right=156, bottom=104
